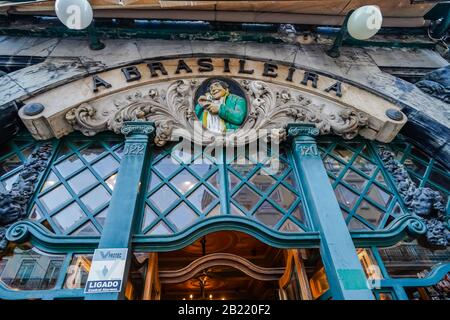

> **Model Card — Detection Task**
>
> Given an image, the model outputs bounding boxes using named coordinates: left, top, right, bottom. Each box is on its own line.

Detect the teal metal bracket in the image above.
left=288, top=123, right=375, bottom=300
left=326, top=10, right=354, bottom=58
left=84, top=121, right=155, bottom=300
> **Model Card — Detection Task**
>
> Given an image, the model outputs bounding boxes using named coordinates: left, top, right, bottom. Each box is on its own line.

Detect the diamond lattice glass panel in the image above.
left=39, top=185, right=72, bottom=212
left=92, top=155, right=119, bottom=178
left=115, top=145, right=124, bottom=159
left=352, top=156, right=377, bottom=177
left=29, top=205, right=43, bottom=221
left=254, top=201, right=283, bottom=228
left=228, top=172, right=240, bottom=190
left=167, top=202, right=198, bottom=231
left=342, top=170, right=368, bottom=192
left=269, top=185, right=296, bottom=211
left=146, top=221, right=172, bottom=235
left=284, top=172, right=299, bottom=189
left=170, top=170, right=198, bottom=194
left=67, top=169, right=97, bottom=194
left=323, top=156, right=345, bottom=177
left=149, top=185, right=178, bottom=213
left=141, top=206, right=158, bottom=231
left=403, top=157, right=427, bottom=177
left=80, top=142, right=105, bottom=162
left=52, top=203, right=86, bottom=232
left=249, top=171, right=276, bottom=193
left=367, top=185, right=392, bottom=208
left=334, top=184, right=359, bottom=210
left=187, top=185, right=216, bottom=212
left=230, top=157, right=256, bottom=177
left=154, top=155, right=179, bottom=177
left=233, top=185, right=260, bottom=211
left=280, top=219, right=303, bottom=233
left=71, top=222, right=100, bottom=236
left=356, top=200, right=385, bottom=228
left=80, top=185, right=111, bottom=213
left=375, top=171, right=387, bottom=187
left=55, top=155, right=83, bottom=178
left=230, top=203, right=245, bottom=216
left=189, top=163, right=214, bottom=178
left=428, top=168, right=450, bottom=191
left=206, top=205, right=220, bottom=217
left=41, top=171, right=59, bottom=192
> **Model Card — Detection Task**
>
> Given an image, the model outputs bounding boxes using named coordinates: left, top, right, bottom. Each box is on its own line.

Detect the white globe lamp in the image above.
left=55, top=0, right=93, bottom=30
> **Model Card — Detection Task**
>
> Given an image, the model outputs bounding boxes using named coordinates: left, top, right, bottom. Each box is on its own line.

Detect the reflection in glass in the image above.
left=0, top=246, right=64, bottom=290
left=63, top=254, right=92, bottom=289
left=55, top=155, right=83, bottom=178
left=254, top=201, right=283, bottom=227
left=187, top=185, right=216, bottom=212
left=149, top=185, right=179, bottom=213
left=233, top=185, right=260, bottom=211
left=68, top=169, right=97, bottom=194
left=52, top=202, right=86, bottom=232
left=92, top=155, right=119, bottom=178
left=167, top=202, right=198, bottom=231
left=0, top=154, right=22, bottom=176
left=170, top=170, right=198, bottom=194
left=80, top=185, right=111, bottom=213
left=356, top=200, right=385, bottom=228
left=39, top=185, right=72, bottom=212
left=269, top=185, right=296, bottom=211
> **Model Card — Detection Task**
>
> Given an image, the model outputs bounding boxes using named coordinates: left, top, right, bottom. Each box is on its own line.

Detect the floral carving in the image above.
left=378, top=146, right=449, bottom=247
left=65, top=78, right=370, bottom=146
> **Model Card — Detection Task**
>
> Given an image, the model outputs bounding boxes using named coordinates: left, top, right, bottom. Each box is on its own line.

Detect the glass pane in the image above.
left=166, top=202, right=198, bottom=231
left=92, top=155, right=119, bottom=178
left=352, top=156, right=376, bottom=177
left=206, top=205, right=220, bottom=217
left=342, top=170, right=368, bottom=192
left=0, top=154, right=22, bottom=176
left=141, top=206, right=158, bottom=231
left=67, top=169, right=97, bottom=194
left=95, top=208, right=108, bottom=227
left=149, top=185, right=178, bottom=213
left=230, top=203, right=245, bottom=216
left=2, top=172, right=19, bottom=191
left=233, top=185, right=260, bottom=211
left=80, top=185, right=111, bottom=213
left=428, top=168, right=450, bottom=191
left=80, top=142, right=105, bottom=162
left=105, top=174, right=117, bottom=191
left=147, top=173, right=162, bottom=193
left=71, top=222, right=100, bottom=236
left=29, top=205, right=43, bottom=221
left=228, top=172, right=240, bottom=190
left=189, top=163, right=213, bottom=177
left=249, top=171, right=276, bottom=193
left=322, top=156, right=344, bottom=177
left=283, top=171, right=299, bottom=189
left=63, top=254, right=92, bottom=289
left=39, top=185, right=72, bottom=212
left=334, top=184, right=358, bottom=210
left=291, top=204, right=306, bottom=225
left=254, top=201, right=283, bottom=228
left=0, top=247, right=64, bottom=290
left=375, top=171, right=387, bottom=187
left=55, top=155, right=83, bottom=178
left=153, top=155, right=179, bottom=177
left=52, top=203, right=86, bottom=232
left=187, top=185, right=217, bottom=212
left=170, top=170, right=198, bottom=194
left=279, top=219, right=302, bottom=233
left=404, top=157, right=427, bottom=177
left=355, top=200, right=385, bottom=228
left=207, top=172, right=219, bottom=190
left=146, top=221, right=172, bottom=236
left=367, top=185, right=392, bottom=208
left=269, top=185, right=296, bottom=211
left=348, top=217, right=370, bottom=231
left=41, top=171, right=59, bottom=192
left=230, top=157, right=256, bottom=177
left=331, top=144, right=354, bottom=163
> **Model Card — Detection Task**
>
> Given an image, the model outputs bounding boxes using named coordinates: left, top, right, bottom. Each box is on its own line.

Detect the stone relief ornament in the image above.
left=378, top=146, right=450, bottom=247
left=65, top=78, right=370, bottom=146
left=0, top=143, right=53, bottom=251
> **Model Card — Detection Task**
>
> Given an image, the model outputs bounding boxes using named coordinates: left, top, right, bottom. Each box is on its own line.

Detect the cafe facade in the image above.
left=0, top=0, right=449, bottom=300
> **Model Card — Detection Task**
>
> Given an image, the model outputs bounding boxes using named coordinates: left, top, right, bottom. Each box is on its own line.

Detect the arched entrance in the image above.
left=128, top=231, right=326, bottom=300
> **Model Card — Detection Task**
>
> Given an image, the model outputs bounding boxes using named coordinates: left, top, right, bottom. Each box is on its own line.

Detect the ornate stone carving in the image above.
left=0, top=143, right=53, bottom=251
left=65, top=78, right=370, bottom=146
left=415, top=66, right=450, bottom=104
left=378, top=146, right=449, bottom=247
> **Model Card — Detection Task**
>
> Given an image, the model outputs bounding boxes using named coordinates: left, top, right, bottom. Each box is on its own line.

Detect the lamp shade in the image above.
left=55, top=0, right=93, bottom=30
left=347, top=5, right=383, bottom=40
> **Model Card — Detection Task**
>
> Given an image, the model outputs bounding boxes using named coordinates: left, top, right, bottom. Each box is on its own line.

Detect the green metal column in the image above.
left=85, top=121, right=154, bottom=300
left=288, top=124, right=375, bottom=300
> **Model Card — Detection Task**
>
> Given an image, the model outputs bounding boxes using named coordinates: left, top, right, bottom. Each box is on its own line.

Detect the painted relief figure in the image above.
left=195, top=79, right=247, bottom=133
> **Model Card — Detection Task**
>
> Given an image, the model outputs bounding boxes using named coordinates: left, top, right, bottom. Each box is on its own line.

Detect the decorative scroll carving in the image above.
left=65, top=78, right=370, bottom=146
left=378, top=146, right=449, bottom=247
left=0, top=143, right=53, bottom=251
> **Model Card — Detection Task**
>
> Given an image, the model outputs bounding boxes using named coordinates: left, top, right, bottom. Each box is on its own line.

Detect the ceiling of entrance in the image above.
left=2, top=0, right=440, bottom=27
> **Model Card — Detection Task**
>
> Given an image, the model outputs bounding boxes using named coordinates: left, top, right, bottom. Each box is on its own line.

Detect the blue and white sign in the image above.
left=84, top=248, right=128, bottom=294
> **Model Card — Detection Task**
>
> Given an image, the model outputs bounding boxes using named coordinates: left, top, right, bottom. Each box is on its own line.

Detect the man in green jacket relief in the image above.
left=195, top=80, right=247, bottom=133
